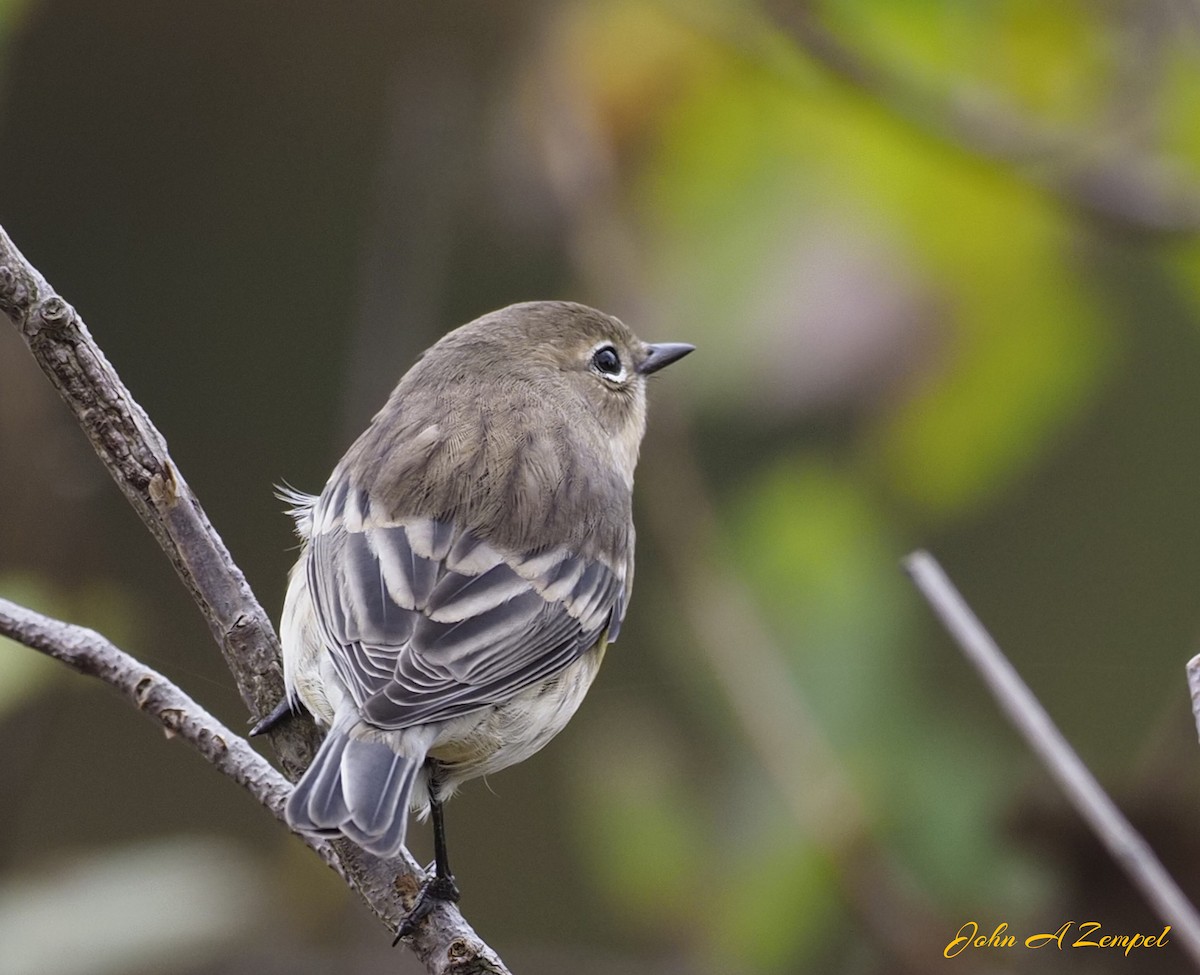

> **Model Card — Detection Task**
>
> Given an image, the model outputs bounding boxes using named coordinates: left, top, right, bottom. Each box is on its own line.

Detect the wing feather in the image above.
left=307, top=476, right=629, bottom=731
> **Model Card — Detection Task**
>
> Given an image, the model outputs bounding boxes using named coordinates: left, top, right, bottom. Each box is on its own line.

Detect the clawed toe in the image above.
left=392, top=873, right=461, bottom=944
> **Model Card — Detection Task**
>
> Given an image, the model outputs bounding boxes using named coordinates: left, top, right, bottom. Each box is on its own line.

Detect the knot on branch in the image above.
left=446, top=938, right=504, bottom=974
left=446, top=938, right=476, bottom=969
left=134, top=674, right=156, bottom=708
left=148, top=465, right=179, bottom=507
left=160, top=707, right=186, bottom=738
left=196, top=726, right=229, bottom=755
left=29, top=295, right=77, bottom=339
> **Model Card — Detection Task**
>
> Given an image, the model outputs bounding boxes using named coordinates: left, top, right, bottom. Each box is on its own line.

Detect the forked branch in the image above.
left=0, top=223, right=511, bottom=975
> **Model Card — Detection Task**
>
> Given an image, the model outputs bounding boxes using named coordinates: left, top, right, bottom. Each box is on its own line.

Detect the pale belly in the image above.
left=426, top=642, right=607, bottom=789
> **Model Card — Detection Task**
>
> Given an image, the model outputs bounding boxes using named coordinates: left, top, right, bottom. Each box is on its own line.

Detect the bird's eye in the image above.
left=591, top=345, right=622, bottom=378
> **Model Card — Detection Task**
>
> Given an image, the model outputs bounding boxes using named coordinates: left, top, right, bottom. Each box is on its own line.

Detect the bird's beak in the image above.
left=638, top=342, right=695, bottom=375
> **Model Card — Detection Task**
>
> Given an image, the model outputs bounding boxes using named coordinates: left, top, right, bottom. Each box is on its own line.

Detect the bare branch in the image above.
left=905, top=550, right=1200, bottom=966
left=0, top=223, right=513, bottom=974
left=0, top=597, right=509, bottom=974
left=0, top=224, right=285, bottom=742
left=0, top=597, right=336, bottom=866
left=761, top=1, right=1200, bottom=235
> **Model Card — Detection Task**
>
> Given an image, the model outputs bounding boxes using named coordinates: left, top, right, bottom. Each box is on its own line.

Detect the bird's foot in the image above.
left=392, top=871, right=461, bottom=944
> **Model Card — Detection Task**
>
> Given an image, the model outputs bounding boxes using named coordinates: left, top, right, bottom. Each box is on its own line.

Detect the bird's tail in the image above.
left=285, top=724, right=421, bottom=858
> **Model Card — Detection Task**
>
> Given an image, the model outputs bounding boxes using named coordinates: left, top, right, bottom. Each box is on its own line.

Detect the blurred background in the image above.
left=3, top=1, right=1200, bottom=973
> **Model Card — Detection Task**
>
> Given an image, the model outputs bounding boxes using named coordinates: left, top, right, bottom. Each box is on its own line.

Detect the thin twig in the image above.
left=0, top=597, right=339, bottom=870
left=0, top=599, right=507, bottom=974
left=905, top=550, right=1200, bottom=968
left=0, top=223, right=512, bottom=975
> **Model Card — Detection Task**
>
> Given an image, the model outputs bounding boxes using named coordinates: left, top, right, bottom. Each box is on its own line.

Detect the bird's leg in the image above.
left=393, top=761, right=461, bottom=943
left=429, top=779, right=458, bottom=893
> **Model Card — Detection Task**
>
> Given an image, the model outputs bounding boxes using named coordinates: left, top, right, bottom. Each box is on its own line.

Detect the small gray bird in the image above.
left=255, top=300, right=692, bottom=936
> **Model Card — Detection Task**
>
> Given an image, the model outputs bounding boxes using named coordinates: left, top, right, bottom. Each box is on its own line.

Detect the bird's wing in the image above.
left=305, top=479, right=628, bottom=729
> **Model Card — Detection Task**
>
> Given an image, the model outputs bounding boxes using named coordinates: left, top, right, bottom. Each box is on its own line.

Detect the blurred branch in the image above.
left=0, top=223, right=512, bottom=975
left=906, top=551, right=1200, bottom=967
left=761, top=1, right=1200, bottom=235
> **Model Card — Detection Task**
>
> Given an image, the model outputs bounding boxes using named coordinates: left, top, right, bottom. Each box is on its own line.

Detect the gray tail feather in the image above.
left=285, top=727, right=421, bottom=858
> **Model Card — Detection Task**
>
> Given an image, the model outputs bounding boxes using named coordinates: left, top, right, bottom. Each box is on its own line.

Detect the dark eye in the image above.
left=591, top=345, right=622, bottom=377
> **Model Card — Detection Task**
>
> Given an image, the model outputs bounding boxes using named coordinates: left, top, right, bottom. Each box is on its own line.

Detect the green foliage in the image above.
left=725, top=458, right=1035, bottom=902
left=570, top=706, right=708, bottom=926
left=709, top=826, right=841, bottom=972
left=638, top=12, right=1113, bottom=512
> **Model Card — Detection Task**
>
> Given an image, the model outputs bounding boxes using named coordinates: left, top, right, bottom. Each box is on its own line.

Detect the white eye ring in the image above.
left=589, top=343, right=627, bottom=382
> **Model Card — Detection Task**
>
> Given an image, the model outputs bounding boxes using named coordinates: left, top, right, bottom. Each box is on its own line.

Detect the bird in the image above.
left=252, top=300, right=693, bottom=938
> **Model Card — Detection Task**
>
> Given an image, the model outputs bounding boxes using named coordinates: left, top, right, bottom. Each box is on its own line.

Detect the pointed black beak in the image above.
left=638, top=342, right=695, bottom=375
